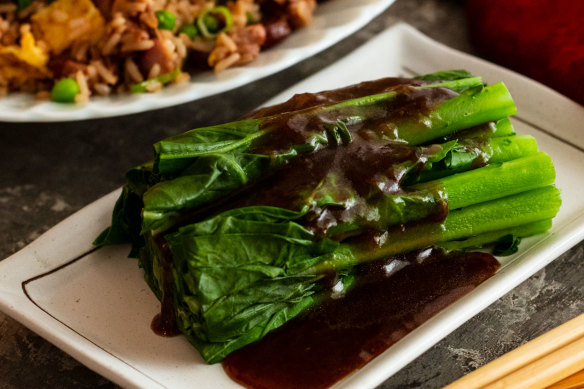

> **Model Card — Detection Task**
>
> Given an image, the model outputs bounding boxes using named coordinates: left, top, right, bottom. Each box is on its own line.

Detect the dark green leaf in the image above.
left=416, top=70, right=474, bottom=81
left=493, top=234, right=522, bottom=256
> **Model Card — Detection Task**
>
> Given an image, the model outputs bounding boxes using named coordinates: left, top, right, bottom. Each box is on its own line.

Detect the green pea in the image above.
left=155, top=10, right=176, bottom=31
left=51, top=78, right=80, bottom=103
left=203, top=14, right=220, bottom=33
left=178, top=22, right=198, bottom=40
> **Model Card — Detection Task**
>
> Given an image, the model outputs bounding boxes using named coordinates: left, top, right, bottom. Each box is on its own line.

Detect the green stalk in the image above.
left=445, top=117, right=516, bottom=141
left=488, top=117, right=515, bottom=138
left=312, top=185, right=561, bottom=273
left=438, top=219, right=552, bottom=252
left=488, top=135, right=539, bottom=162
left=414, top=134, right=538, bottom=183
left=416, top=152, right=555, bottom=210
left=392, top=83, right=517, bottom=145
left=326, top=77, right=483, bottom=110
left=137, top=79, right=516, bottom=235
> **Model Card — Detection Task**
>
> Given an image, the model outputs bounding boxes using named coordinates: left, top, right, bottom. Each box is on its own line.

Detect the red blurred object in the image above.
left=467, top=0, right=584, bottom=105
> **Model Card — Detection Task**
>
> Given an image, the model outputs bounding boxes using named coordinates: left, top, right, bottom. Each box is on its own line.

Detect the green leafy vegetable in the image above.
left=492, top=234, right=522, bottom=256
left=95, top=71, right=561, bottom=364
left=126, top=77, right=514, bottom=234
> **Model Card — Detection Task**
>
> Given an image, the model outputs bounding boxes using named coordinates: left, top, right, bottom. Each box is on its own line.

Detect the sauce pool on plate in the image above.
left=223, top=248, right=499, bottom=389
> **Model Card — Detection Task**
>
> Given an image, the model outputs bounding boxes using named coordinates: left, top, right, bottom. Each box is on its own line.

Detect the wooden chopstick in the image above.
left=445, top=313, right=584, bottom=389
left=546, top=369, right=584, bottom=389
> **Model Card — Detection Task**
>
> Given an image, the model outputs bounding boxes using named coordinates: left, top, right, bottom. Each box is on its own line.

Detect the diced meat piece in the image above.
left=262, top=16, right=291, bottom=48
left=287, top=0, right=316, bottom=28
left=139, top=38, right=174, bottom=75
left=232, top=24, right=266, bottom=62
left=48, top=57, right=87, bottom=79
left=91, top=0, right=114, bottom=18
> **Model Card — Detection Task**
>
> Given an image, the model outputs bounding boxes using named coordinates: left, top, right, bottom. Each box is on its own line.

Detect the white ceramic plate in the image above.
left=1, top=22, right=584, bottom=389
left=0, top=0, right=395, bottom=123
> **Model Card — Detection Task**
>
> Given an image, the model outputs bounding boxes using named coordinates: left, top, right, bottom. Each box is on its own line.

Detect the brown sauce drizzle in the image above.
left=239, top=133, right=448, bottom=237
left=251, top=82, right=457, bottom=154
left=231, top=80, right=459, bottom=236
left=246, top=77, right=429, bottom=119
left=150, top=236, right=181, bottom=337
left=223, top=248, right=500, bottom=389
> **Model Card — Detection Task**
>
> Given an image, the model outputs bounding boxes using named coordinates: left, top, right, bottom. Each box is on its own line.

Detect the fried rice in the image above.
left=0, top=0, right=317, bottom=102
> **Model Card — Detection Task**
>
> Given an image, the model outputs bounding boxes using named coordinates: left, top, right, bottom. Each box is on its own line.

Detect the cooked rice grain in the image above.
left=145, top=80, right=162, bottom=92
left=101, top=31, right=122, bottom=55
left=75, top=70, right=90, bottom=102
left=35, top=90, right=51, bottom=100
left=93, top=60, right=118, bottom=84
left=94, top=83, right=111, bottom=96
left=175, top=71, right=190, bottom=84
left=125, top=57, right=144, bottom=83
left=148, top=63, right=161, bottom=79
left=72, top=41, right=89, bottom=61
left=120, top=39, right=154, bottom=52
left=218, top=33, right=237, bottom=53
left=214, top=52, right=240, bottom=73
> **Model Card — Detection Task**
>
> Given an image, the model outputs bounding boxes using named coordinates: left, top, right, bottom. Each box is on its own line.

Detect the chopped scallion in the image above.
left=197, top=6, right=232, bottom=38
left=130, top=69, right=181, bottom=94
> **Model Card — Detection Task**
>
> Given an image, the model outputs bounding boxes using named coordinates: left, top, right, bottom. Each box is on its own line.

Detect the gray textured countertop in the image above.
left=1, top=1, right=582, bottom=388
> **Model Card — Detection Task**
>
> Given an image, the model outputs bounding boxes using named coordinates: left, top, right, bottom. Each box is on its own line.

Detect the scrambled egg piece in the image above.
left=31, top=0, right=105, bottom=54
left=0, top=25, right=50, bottom=83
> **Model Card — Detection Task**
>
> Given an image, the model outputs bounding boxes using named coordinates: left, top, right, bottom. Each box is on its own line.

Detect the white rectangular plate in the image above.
left=1, top=22, right=584, bottom=389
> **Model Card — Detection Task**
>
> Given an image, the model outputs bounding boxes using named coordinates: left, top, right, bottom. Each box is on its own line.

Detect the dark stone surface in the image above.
left=0, top=1, right=582, bottom=388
